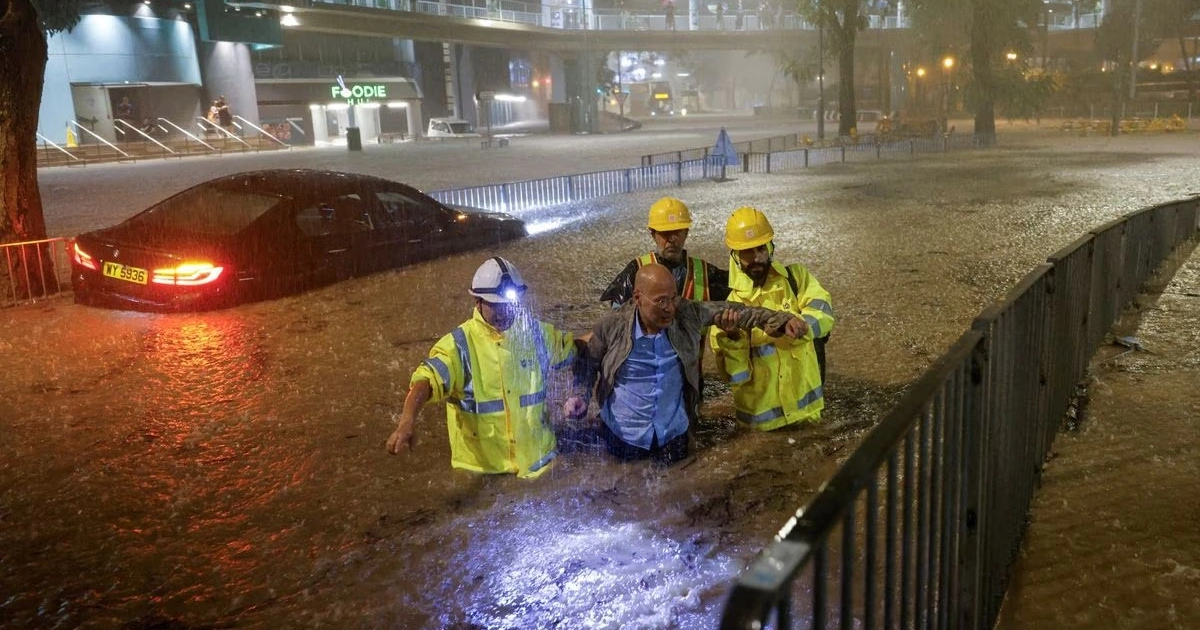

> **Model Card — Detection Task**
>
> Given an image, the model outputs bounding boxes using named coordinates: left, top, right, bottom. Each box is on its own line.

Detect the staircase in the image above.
left=36, top=134, right=291, bottom=169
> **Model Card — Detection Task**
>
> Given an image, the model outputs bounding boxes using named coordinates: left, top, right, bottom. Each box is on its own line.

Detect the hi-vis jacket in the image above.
left=598, top=251, right=731, bottom=305
left=411, top=309, right=576, bottom=478
left=709, top=259, right=834, bottom=430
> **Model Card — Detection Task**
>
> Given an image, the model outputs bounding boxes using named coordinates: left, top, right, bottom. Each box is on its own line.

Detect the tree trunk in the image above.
left=1, top=0, right=57, bottom=300
left=970, top=0, right=996, bottom=145
left=835, top=22, right=857, bottom=136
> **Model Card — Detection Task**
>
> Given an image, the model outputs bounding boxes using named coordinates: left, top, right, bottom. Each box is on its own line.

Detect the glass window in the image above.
left=375, top=191, right=446, bottom=232
left=294, top=194, right=373, bottom=237
left=123, top=185, right=282, bottom=236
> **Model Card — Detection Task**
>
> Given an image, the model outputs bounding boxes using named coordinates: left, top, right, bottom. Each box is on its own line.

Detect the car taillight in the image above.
left=152, top=262, right=225, bottom=286
left=72, top=241, right=98, bottom=270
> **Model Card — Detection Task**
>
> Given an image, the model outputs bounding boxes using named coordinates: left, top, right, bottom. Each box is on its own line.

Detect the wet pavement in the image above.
left=3, top=122, right=1199, bottom=628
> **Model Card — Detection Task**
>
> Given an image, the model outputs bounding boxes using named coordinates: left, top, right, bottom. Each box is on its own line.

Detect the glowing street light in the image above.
left=1006, top=51, right=1018, bottom=61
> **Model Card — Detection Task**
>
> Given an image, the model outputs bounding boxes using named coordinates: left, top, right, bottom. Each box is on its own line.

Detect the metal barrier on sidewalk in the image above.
left=1, top=237, right=72, bottom=308
left=718, top=198, right=1200, bottom=630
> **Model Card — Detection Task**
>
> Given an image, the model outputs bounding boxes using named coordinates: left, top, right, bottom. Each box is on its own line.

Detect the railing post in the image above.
left=804, top=148, right=809, bottom=168
left=956, top=337, right=988, bottom=630
left=676, top=161, right=683, bottom=186
left=841, top=146, right=846, bottom=162
left=742, top=152, right=750, bottom=173
left=766, top=152, right=772, bottom=173
left=501, top=182, right=510, bottom=212
left=624, top=168, right=632, bottom=193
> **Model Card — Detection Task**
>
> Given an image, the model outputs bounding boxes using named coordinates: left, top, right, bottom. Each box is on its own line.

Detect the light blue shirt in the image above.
left=601, top=316, right=689, bottom=449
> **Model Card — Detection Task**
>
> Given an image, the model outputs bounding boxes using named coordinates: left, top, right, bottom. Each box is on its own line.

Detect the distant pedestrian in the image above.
left=664, top=1, right=676, bottom=30
left=216, top=95, right=233, bottom=130
left=715, top=3, right=725, bottom=29
left=735, top=9, right=744, bottom=29
left=115, top=96, right=135, bottom=122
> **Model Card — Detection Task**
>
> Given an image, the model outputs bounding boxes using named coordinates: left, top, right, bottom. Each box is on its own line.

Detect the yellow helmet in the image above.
left=724, top=206, right=774, bottom=250
left=647, top=197, right=693, bottom=231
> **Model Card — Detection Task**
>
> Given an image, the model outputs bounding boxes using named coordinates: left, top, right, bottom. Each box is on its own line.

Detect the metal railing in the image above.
left=69, top=120, right=132, bottom=160
left=428, top=154, right=730, bottom=213
left=718, top=197, right=1200, bottom=630
left=233, top=115, right=292, bottom=149
left=741, top=133, right=981, bottom=173
left=114, top=118, right=177, bottom=155
left=1, top=237, right=72, bottom=307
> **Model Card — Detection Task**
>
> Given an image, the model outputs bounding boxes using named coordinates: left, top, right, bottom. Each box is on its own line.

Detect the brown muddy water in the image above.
left=2, top=132, right=1198, bottom=628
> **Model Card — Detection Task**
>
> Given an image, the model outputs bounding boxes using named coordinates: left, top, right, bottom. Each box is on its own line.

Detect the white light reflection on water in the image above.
left=427, top=499, right=744, bottom=630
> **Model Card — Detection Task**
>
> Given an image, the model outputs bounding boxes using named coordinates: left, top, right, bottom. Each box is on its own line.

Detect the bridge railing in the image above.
left=718, top=198, right=1200, bottom=630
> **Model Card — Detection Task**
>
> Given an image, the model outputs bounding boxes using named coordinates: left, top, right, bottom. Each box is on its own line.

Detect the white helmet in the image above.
left=469, top=256, right=527, bottom=304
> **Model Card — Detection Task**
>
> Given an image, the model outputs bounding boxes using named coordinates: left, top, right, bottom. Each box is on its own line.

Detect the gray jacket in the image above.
left=581, top=300, right=796, bottom=422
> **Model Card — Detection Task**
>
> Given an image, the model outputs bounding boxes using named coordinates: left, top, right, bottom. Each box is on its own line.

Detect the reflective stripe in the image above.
left=796, top=385, right=824, bottom=409
left=737, top=406, right=785, bottom=424
left=457, top=398, right=506, bottom=414
left=807, top=299, right=833, bottom=316
left=751, top=344, right=777, bottom=358
left=803, top=315, right=822, bottom=339
left=519, top=390, right=546, bottom=407
left=423, top=358, right=451, bottom=394
left=730, top=370, right=750, bottom=384
left=451, top=327, right=473, bottom=399
left=528, top=449, right=556, bottom=473
left=689, top=256, right=709, bottom=301
left=637, top=253, right=656, bottom=267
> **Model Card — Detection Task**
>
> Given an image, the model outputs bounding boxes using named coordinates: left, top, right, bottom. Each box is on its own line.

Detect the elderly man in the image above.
left=572, top=263, right=804, bottom=463
left=387, top=256, right=582, bottom=478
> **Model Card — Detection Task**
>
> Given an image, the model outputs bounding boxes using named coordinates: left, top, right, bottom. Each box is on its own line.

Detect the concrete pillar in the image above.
left=310, top=104, right=329, bottom=143
left=357, top=105, right=380, bottom=142
left=406, top=101, right=423, bottom=139
left=689, top=0, right=699, bottom=30
left=198, top=41, right=260, bottom=127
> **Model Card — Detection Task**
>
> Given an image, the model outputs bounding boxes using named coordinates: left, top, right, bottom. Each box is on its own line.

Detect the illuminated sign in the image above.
left=653, top=93, right=670, bottom=100
left=331, top=76, right=389, bottom=105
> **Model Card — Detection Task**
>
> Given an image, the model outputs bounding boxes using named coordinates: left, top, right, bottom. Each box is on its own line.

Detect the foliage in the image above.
left=30, top=0, right=89, bottom=33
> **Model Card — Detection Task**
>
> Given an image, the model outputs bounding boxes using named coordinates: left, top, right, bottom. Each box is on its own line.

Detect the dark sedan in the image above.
left=70, top=169, right=526, bottom=311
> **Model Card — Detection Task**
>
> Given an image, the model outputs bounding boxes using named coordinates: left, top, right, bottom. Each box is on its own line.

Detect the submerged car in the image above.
left=70, top=169, right=526, bottom=311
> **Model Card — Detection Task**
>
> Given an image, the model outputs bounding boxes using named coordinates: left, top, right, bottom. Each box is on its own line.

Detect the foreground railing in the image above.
left=719, top=198, right=1200, bottom=629
left=0, top=238, right=72, bottom=308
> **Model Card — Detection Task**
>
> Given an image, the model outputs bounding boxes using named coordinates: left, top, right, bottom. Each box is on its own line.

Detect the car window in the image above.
left=448, top=122, right=472, bottom=134
left=433, top=121, right=449, bottom=133
left=124, top=186, right=282, bottom=236
left=294, top=193, right=373, bottom=237
left=374, top=191, right=448, bottom=232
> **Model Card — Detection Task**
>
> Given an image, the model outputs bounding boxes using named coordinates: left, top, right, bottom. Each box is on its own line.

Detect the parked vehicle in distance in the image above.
left=426, top=117, right=480, bottom=138
left=69, top=169, right=526, bottom=311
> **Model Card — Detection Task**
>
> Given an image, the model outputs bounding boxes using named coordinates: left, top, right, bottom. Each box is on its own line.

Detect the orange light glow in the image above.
left=72, top=241, right=98, bottom=270
left=152, top=262, right=225, bottom=286
left=532, top=79, right=541, bottom=88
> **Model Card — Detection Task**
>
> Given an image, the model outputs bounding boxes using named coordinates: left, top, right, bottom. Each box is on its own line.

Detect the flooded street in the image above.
left=3, top=128, right=1198, bottom=628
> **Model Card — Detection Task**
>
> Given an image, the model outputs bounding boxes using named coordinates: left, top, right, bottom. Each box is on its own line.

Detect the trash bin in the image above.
left=346, top=127, right=362, bottom=151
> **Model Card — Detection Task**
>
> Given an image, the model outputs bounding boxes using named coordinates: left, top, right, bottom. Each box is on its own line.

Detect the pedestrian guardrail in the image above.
left=428, top=155, right=730, bottom=213
left=1, top=237, right=72, bottom=308
left=718, top=198, right=1200, bottom=630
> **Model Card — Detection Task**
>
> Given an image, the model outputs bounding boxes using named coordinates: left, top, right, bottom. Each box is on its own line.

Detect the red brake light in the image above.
left=72, top=241, right=98, bottom=270
left=152, top=262, right=225, bottom=286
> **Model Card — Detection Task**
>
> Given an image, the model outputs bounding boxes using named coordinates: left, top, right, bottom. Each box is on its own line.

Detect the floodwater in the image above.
left=3, top=126, right=1199, bottom=628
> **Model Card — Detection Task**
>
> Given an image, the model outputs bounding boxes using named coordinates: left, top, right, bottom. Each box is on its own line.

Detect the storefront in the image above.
left=254, top=77, right=423, bottom=145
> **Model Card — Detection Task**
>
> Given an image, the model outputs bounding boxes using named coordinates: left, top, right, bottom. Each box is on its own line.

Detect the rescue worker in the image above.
left=570, top=263, right=803, bottom=463
left=709, top=207, right=834, bottom=430
left=600, top=196, right=730, bottom=308
left=386, top=257, right=584, bottom=478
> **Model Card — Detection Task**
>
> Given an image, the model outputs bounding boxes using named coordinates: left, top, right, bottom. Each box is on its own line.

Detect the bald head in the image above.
left=633, top=263, right=679, bottom=334
left=634, top=263, right=675, bottom=295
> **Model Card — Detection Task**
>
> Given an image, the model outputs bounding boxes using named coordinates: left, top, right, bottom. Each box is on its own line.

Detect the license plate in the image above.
left=102, top=261, right=148, bottom=285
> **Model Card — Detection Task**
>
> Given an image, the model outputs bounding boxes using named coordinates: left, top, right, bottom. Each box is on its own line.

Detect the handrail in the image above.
left=233, top=114, right=290, bottom=148
left=114, top=119, right=176, bottom=154
left=718, top=197, right=1200, bottom=630
left=197, top=117, right=255, bottom=149
left=35, top=133, right=81, bottom=162
left=69, top=120, right=131, bottom=158
left=157, top=117, right=216, bottom=151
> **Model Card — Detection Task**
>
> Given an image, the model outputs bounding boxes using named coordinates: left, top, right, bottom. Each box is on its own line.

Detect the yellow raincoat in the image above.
left=710, top=258, right=834, bottom=430
left=412, top=309, right=576, bottom=478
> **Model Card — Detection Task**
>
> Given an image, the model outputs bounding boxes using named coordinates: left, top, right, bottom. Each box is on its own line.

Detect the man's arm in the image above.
left=696, top=300, right=804, bottom=339
left=598, top=259, right=640, bottom=306
left=387, top=379, right=433, bottom=454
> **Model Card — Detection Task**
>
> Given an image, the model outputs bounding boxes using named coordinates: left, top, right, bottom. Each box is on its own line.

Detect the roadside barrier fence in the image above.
left=717, top=198, right=1200, bottom=630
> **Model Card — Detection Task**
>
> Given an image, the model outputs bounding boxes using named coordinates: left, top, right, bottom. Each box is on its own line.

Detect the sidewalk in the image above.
left=996, top=241, right=1200, bottom=629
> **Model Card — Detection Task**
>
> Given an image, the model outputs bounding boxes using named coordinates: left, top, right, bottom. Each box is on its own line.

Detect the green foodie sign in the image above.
left=331, top=79, right=388, bottom=105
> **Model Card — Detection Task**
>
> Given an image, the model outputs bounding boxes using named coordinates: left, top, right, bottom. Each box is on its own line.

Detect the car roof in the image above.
left=204, top=169, right=399, bottom=196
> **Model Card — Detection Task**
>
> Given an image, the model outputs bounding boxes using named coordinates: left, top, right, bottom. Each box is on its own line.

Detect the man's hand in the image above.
left=386, top=414, right=416, bottom=454
left=713, top=308, right=742, bottom=337
left=563, top=395, right=588, bottom=420
left=783, top=316, right=808, bottom=339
